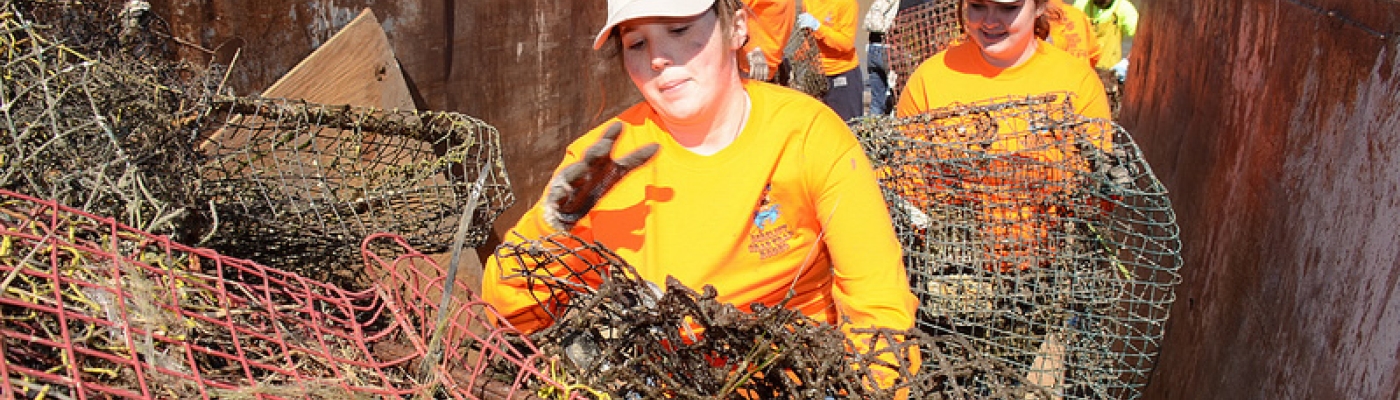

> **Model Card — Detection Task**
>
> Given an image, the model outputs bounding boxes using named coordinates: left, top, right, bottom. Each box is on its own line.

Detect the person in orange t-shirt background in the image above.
left=740, top=0, right=796, bottom=82
left=796, top=0, right=864, bottom=121
left=1045, top=0, right=1100, bottom=66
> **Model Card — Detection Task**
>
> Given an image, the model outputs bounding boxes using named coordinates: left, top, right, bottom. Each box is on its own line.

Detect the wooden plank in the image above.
left=199, top=8, right=413, bottom=153
left=263, top=7, right=414, bottom=110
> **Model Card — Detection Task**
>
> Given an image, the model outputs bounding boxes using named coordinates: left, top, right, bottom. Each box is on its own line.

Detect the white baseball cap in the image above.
left=592, top=0, right=717, bottom=49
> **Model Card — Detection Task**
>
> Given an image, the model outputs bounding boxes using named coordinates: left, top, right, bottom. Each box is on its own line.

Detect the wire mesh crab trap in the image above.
left=885, top=0, right=962, bottom=97
left=0, top=188, right=566, bottom=399
left=0, top=0, right=219, bottom=242
left=485, top=233, right=1062, bottom=399
left=193, top=97, right=513, bottom=280
left=852, top=93, right=1182, bottom=399
left=2, top=1, right=513, bottom=282
left=778, top=26, right=829, bottom=99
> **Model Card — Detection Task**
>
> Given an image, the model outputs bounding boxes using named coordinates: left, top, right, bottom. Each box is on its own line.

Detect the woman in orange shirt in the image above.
left=896, top=0, right=1109, bottom=120
left=482, top=0, right=917, bottom=389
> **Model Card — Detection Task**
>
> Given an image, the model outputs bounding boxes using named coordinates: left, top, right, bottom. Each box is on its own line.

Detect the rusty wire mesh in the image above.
left=1, top=1, right=514, bottom=282
left=1099, top=68, right=1124, bottom=120
left=0, top=188, right=565, bottom=399
left=0, top=0, right=219, bottom=243
left=194, top=97, right=513, bottom=281
left=885, top=0, right=963, bottom=97
left=852, top=93, right=1182, bottom=399
left=778, top=27, right=828, bottom=99
left=484, top=233, right=1062, bottom=399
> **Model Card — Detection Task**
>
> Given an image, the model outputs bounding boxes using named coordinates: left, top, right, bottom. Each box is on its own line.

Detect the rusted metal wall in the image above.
left=1121, top=0, right=1400, bottom=399
left=150, top=0, right=640, bottom=253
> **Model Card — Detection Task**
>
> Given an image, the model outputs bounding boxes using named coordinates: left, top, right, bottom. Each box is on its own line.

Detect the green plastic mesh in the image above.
left=853, top=93, right=1182, bottom=399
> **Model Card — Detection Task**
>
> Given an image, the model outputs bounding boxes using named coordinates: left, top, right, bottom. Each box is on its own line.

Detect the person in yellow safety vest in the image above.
left=1045, top=0, right=1101, bottom=67
left=482, top=0, right=919, bottom=392
left=1073, top=0, right=1138, bottom=78
left=796, top=0, right=864, bottom=121
left=740, top=0, right=796, bottom=82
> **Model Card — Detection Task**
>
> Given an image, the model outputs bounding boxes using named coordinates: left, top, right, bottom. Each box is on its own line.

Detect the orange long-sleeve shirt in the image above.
left=1047, top=0, right=1101, bottom=66
left=483, top=81, right=916, bottom=340
left=803, top=0, right=860, bottom=75
left=743, top=0, right=796, bottom=81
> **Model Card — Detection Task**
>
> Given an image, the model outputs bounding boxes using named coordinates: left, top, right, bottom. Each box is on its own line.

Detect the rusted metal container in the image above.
left=1121, top=1, right=1400, bottom=399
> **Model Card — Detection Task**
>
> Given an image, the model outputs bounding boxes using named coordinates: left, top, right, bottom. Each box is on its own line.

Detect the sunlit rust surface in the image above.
left=1121, top=1, right=1400, bottom=399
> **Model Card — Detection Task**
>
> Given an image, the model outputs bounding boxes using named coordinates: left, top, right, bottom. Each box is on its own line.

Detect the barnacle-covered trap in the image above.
left=484, top=234, right=1058, bottom=399
left=0, top=0, right=218, bottom=242
left=853, top=93, right=1182, bottom=399
left=0, top=0, right=514, bottom=284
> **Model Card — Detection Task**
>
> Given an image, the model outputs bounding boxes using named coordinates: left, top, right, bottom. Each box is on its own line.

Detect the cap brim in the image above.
left=592, top=0, right=714, bottom=49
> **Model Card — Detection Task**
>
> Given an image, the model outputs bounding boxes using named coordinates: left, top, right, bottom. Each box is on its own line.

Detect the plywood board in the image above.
left=262, top=7, right=414, bottom=110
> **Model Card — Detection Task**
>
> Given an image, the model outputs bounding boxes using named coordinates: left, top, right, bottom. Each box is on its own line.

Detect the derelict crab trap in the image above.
left=778, top=26, right=829, bottom=99
left=885, top=0, right=962, bottom=96
left=0, top=0, right=216, bottom=241
left=193, top=96, right=513, bottom=276
left=0, top=188, right=570, bottom=399
left=852, top=93, right=1182, bottom=399
left=0, top=1, right=514, bottom=280
left=486, top=233, right=1063, bottom=399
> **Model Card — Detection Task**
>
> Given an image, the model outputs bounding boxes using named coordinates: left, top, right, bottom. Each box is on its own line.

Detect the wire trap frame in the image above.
left=486, top=233, right=1064, bottom=399
left=853, top=93, right=1183, bottom=399
left=194, top=97, right=513, bottom=274
left=885, top=0, right=963, bottom=97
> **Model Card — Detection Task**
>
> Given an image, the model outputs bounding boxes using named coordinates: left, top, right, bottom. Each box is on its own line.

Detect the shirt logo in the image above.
left=747, top=185, right=793, bottom=260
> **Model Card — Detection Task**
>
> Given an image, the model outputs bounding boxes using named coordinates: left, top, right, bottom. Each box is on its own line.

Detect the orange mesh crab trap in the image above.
left=0, top=189, right=565, bottom=399
left=853, top=93, right=1182, bottom=399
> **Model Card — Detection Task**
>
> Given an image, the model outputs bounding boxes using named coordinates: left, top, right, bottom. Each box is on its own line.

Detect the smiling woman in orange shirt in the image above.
left=481, top=0, right=918, bottom=389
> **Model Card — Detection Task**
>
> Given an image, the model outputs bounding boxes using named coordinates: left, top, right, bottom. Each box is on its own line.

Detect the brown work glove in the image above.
left=543, top=122, right=659, bottom=232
